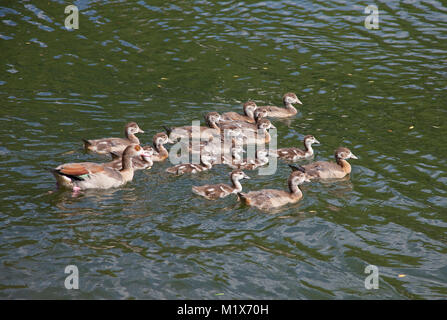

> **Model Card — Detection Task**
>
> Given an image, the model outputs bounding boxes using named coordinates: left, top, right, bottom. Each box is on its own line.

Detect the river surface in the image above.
left=1, top=0, right=446, bottom=299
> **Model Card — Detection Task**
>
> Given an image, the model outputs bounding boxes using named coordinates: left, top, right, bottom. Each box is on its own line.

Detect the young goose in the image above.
left=151, top=132, right=173, bottom=162
left=289, top=147, right=358, bottom=179
left=220, top=101, right=257, bottom=123
left=163, top=112, right=221, bottom=142
left=227, top=149, right=275, bottom=170
left=240, top=118, right=276, bottom=145
left=106, top=146, right=154, bottom=171
left=276, top=135, right=320, bottom=161
left=51, top=144, right=149, bottom=191
left=238, top=170, right=310, bottom=210
left=165, top=152, right=216, bottom=175
left=83, top=122, right=144, bottom=155
left=219, top=109, right=268, bottom=132
left=192, top=170, right=250, bottom=200
left=257, top=93, right=302, bottom=118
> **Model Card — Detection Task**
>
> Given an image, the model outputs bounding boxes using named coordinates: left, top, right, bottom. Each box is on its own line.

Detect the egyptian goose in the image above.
left=289, top=147, right=358, bottom=180
left=238, top=170, right=310, bottom=210
left=165, top=152, right=216, bottom=175
left=220, top=101, right=257, bottom=123
left=83, top=122, right=144, bottom=154
left=276, top=135, right=320, bottom=161
left=192, top=170, right=250, bottom=200
left=257, top=93, right=302, bottom=118
left=51, top=144, right=149, bottom=191
left=163, top=112, right=221, bottom=142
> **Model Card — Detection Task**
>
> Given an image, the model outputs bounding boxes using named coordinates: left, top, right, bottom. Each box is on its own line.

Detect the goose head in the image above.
left=231, top=169, right=250, bottom=181
left=283, top=92, right=302, bottom=105
left=335, top=147, right=358, bottom=161
left=243, top=101, right=257, bottom=118
left=125, top=122, right=144, bottom=136
left=303, top=135, right=320, bottom=148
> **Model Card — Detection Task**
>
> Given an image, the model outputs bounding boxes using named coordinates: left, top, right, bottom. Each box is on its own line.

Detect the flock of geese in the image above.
left=50, top=93, right=358, bottom=210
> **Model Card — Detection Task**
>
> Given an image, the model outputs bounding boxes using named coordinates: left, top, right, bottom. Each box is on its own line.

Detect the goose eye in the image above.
left=135, top=145, right=141, bottom=151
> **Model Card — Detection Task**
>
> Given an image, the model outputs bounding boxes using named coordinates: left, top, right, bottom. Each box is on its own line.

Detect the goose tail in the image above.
left=162, top=125, right=172, bottom=136
left=288, top=164, right=306, bottom=173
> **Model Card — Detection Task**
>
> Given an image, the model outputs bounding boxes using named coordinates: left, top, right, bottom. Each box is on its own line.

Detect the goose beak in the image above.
left=305, top=177, right=311, bottom=183
left=167, top=138, right=175, bottom=144
left=296, top=98, right=303, bottom=105
left=269, top=124, right=276, bottom=129
left=138, top=128, right=145, bottom=133
left=350, top=153, right=358, bottom=160
left=314, top=139, right=320, bottom=145
left=244, top=174, right=250, bottom=180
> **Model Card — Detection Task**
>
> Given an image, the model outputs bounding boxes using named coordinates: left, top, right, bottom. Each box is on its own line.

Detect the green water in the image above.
left=0, top=0, right=446, bottom=299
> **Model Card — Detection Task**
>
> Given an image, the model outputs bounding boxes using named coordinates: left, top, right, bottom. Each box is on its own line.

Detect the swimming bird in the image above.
left=218, top=109, right=268, bottom=132
left=162, top=112, right=221, bottom=142
left=106, top=146, right=154, bottom=171
left=238, top=170, right=310, bottom=210
left=220, top=101, right=257, bottom=123
left=165, top=152, right=216, bottom=175
left=192, top=170, right=250, bottom=200
left=51, top=144, right=149, bottom=191
left=151, top=132, right=174, bottom=162
left=256, top=93, right=302, bottom=118
left=83, top=122, right=144, bottom=155
left=276, top=135, right=320, bottom=161
left=239, top=118, right=276, bottom=145
left=289, top=147, right=358, bottom=179
left=227, top=149, right=276, bottom=170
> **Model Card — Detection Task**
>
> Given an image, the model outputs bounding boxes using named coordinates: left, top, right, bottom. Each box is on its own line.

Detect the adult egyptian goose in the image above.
left=51, top=144, right=149, bottom=191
